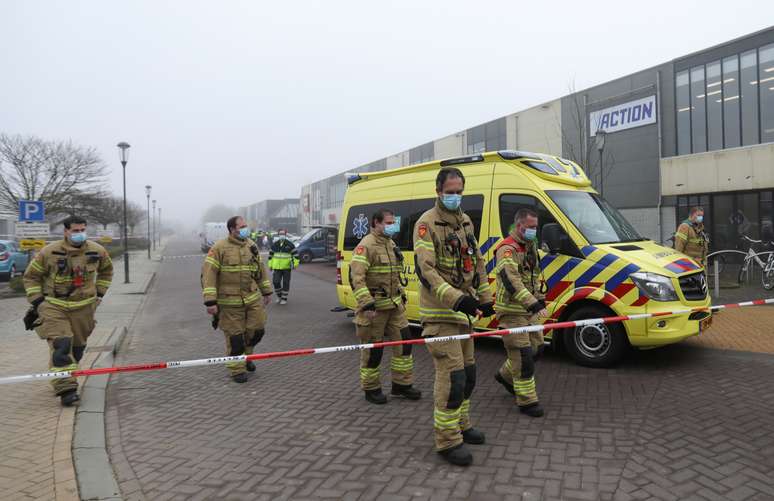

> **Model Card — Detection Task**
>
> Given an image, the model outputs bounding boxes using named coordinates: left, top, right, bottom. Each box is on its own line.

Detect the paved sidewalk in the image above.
left=0, top=249, right=161, bottom=501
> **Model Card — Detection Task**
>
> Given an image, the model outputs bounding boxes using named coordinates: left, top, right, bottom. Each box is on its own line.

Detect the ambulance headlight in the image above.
left=630, top=272, right=678, bottom=302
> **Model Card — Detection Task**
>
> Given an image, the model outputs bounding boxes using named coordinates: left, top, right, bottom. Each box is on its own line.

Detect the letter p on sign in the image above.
left=18, top=200, right=45, bottom=222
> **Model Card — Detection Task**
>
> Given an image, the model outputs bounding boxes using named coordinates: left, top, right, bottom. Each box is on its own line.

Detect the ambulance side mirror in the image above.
left=542, top=223, right=568, bottom=255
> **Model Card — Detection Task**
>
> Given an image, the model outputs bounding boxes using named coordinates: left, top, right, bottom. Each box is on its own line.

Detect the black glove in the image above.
left=479, top=302, right=496, bottom=317
left=362, top=302, right=376, bottom=312
left=211, top=313, right=220, bottom=330
left=453, top=295, right=479, bottom=317
left=527, top=299, right=546, bottom=314
left=23, top=306, right=39, bottom=331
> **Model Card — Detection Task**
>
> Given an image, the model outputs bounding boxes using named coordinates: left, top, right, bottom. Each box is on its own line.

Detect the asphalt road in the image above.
left=105, top=237, right=774, bottom=501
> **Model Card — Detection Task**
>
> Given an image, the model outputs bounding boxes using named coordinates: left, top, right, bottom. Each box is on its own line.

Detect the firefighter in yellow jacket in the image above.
left=201, top=216, right=273, bottom=383
left=674, top=207, right=708, bottom=266
left=22, top=216, right=113, bottom=406
left=493, top=208, right=548, bottom=417
left=350, top=208, right=421, bottom=404
left=413, top=167, right=495, bottom=467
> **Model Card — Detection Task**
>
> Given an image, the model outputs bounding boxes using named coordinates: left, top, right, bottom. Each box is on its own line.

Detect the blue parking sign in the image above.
left=18, top=200, right=45, bottom=222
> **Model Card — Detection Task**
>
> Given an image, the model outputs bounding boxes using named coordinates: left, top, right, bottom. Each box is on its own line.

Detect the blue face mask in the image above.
left=384, top=223, right=399, bottom=237
left=523, top=228, right=538, bottom=241
left=441, top=194, right=462, bottom=211
left=238, top=227, right=250, bottom=239
left=70, top=232, right=87, bottom=245
left=695, top=215, right=703, bottom=224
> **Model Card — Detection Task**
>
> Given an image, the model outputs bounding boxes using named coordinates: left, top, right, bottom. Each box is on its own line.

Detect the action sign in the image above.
left=589, top=95, right=657, bottom=136
left=15, top=222, right=50, bottom=238
left=19, top=239, right=46, bottom=251
left=18, top=200, right=45, bottom=222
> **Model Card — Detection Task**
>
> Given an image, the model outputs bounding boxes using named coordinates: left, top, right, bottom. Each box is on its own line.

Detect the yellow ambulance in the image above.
left=336, top=151, right=711, bottom=367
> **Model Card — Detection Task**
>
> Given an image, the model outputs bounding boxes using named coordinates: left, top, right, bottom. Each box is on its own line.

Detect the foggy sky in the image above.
left=2, top=1, right=772, bottom=228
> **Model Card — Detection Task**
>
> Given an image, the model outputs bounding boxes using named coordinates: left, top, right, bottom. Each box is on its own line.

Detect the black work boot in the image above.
left=364, top=388, right=387, bottom=405
left=438, top=443, right=473, bottom=466
left=494, top=373, right=515, bottom=396
left=59, top=390, right=80, bottom=407
left=462, top=428, right=486, bottom=445
left=519, top=402, right=545, bottom=418
left=245, top=360, right=256, bottom=372
left=391, top=383, right=422, bottom=400
left=232, top=373, right=248, bottom=384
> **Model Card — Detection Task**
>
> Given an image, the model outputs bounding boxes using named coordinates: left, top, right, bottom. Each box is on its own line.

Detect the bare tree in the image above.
left=125, top=201, right=144, bottom=235
left=0, top=133, right=107, bottom=215
left=558, top=80, right=614, bottom=193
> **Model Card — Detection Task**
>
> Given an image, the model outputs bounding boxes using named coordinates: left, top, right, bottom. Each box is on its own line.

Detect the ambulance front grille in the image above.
left=679, top=271, right=708, bottom=301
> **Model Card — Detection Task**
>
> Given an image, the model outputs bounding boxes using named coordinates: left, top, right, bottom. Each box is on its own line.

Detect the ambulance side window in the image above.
left=343, top=200, right=415, bottom=250
left=499, top=194, right=558, bottom=239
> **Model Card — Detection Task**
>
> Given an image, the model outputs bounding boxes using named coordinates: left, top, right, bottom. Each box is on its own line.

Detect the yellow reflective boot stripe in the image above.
left=514, top=377, right=536, bottom=396
left=45, top=297, right=96, bottom=309
left=459, top=399, right=471, bottom=419
left=49, top=364, right=78, bottom=372
left=434, top=407, right=461, bottom=430
left=390, top=355, right=413, bottom=372
left=360, top=367, right=380, bottom=385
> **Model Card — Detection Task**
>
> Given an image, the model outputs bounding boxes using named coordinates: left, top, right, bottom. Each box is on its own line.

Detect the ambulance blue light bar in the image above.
left=439, top=155, right=485, bottom=167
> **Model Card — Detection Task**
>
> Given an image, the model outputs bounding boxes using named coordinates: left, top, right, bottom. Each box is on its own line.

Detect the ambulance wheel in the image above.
left=564, top=305, right=628, bottom=368
left=299, top=251, right=313, bottom=264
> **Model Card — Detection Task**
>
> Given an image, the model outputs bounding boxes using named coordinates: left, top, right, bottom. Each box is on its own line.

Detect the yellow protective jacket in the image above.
left=201, top=236, right=273, bottom=307
left=412, top=199, right=493, bottom=325
left=23, top=239, right=113, bottom=310
left=268, top=238, right=299, bottom=270
left=349, top=231, right=405, bottom=311
left=494, top=233, right=545, bottom=319
left=674, top=220, right=708, bottom=265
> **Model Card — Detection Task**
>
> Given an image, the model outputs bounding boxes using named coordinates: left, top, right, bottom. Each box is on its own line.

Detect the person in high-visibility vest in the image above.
left=268, top=229, right=298, bottom=305
left=22, top=215, right=113, bottom=406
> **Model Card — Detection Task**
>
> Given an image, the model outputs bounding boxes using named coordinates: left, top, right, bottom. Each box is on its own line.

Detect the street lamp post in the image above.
left=117, top=142, right=131, bottom=284
left=595, top=129, right=607, bottom=197
left=158, top=206, right=162, bottom=247
left=152, top=199, right=157, bottom=250
left=145, top=185, right=152, bottom=259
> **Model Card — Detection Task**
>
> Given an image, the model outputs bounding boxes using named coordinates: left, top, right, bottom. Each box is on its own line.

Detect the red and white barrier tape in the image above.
left=1, top=298, right=772, bottom=385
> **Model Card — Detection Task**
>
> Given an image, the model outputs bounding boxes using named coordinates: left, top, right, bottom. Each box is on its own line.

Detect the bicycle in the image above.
left=737, top=235, right=774, bottom=290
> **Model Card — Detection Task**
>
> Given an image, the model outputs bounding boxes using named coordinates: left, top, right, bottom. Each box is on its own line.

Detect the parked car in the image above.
left=0, top=240, right=29, bottom=281
left=296, top=226, right=338, bottom=263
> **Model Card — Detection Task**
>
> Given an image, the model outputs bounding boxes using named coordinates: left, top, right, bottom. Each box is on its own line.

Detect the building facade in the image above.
left=301, top=26, right=774, bottom=250
left=241, top=198, right=300, bottom=234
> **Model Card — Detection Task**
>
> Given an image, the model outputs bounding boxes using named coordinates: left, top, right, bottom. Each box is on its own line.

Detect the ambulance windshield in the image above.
left=547, top=190, right=644, bottom=244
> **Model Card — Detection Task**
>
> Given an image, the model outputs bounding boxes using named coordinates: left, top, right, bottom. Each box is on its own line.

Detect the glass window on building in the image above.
left=484, top=118, right=507, bottom=151
left=706, top=61, right=723, bottom=150
left=690, top=66, right=707, bottom=153
left=760, top=192, right=774, bottom=241
left=759, top=43, right=774, bottom=144
left=676, top=70, right=692, bottom=154
left=741, top=50, right=759, bottom=146
left=722, top=55, right=741, bottom=148
left=467, top=125, right=485, bottom=154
